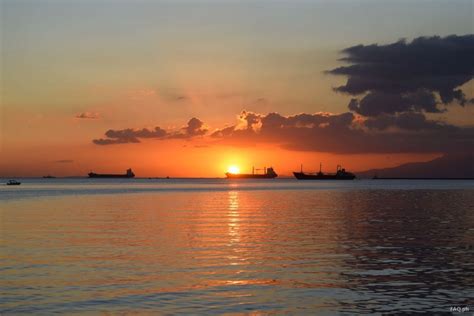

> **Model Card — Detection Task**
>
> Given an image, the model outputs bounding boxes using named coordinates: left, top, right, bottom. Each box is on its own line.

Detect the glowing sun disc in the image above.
left=228, top=165, right=240, bottom=174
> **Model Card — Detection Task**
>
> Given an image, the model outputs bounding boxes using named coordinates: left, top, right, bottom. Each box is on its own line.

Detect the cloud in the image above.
left=93, top=118, right=207, bottom=145
left=93, top=127, right=167, bottom=145
left=75, top=112, right=100, bottom=119
left=347, top=89, right=441, bottom=117
left=91, top=109, right=473, bottom=153
left=184, top=117, right=207, bottom=136
left=169, top=117, right=208, bottom=139
left=210, top=110, right=474, bottom=154
left=93, top=137, right=140, bottom=145
left=363, top=112, right=455, bottom=131
left=328, top=35, right=474, bottom=116
left=105, top=127, right=167, bottom=139
left=211, top=125, right=237, bottom=138
left=91, top=35, right=474, bottom=153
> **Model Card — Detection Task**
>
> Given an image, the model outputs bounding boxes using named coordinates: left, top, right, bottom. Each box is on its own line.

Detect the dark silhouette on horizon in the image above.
left=294, top=164, right=356, bottom=180
left=225, top=166, right=278, bottom=179
left=6, top=180, right=21, bottom=185
left=88, top=168, right=135, bottom=178
left=358, top=153, right=474, bottom=179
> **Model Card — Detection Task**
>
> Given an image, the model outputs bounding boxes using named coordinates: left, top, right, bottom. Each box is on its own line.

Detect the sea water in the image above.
left=1, top=179, right=473, bottom=314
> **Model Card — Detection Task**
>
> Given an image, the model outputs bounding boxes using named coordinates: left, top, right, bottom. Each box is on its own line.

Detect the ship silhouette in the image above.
left=226, top=166, right=278, bottom=179
left=6, top=180, right=21, bottom=185
left=88, top=168, right=135, bottom=178
left=293, top=164, right=355, bottom=180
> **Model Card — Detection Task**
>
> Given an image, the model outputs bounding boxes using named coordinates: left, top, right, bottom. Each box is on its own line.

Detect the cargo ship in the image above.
left=88, top=168, right=135, bottom=178
left=226, top=166, right=278, bottom=179
left=293, top=164, right=355, bottom=180
left=6, top=180, right=21, bottom=185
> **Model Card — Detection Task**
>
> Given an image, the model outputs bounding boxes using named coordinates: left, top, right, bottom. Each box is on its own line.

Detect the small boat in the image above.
left=293, top=164, right=356, bottom=180
left=43, top=175, right=56, bottom=179
left=226, top=166, right=278, bottom=179
left=6, top=180, right=21, bottom=185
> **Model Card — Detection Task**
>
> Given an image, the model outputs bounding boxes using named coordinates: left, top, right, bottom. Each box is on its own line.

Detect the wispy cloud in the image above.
left=75, top=112, right=100, bottom=119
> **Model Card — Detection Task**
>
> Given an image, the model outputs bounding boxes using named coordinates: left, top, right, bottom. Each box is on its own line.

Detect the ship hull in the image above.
left=226, top=173, right=277, bottom=179
left=293, top=172, right=355, bottom=180
left=88, top=173, right=134, bottom=178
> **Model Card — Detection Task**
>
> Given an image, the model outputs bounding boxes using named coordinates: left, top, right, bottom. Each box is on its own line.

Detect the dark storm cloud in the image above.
left=328, top=35, right=474, bottom=115
left=363, top=112, right=454, bottom=131
left=211, top=111, right=474, bottom=154
left=347, top=90, right=441, bottom=116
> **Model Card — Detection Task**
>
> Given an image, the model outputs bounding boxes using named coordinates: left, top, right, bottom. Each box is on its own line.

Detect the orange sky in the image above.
left=0, top=138, right=440, bottom=178
left=1, top=1, right=472, bottom=177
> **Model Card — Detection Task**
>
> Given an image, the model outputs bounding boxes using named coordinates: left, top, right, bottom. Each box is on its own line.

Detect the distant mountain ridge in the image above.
left=357, top=153, right=474, bottom=179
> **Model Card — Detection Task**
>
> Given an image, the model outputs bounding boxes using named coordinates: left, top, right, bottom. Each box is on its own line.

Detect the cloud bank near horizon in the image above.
left=92, top=109, right=474, bottom=154
left=209, top=110, right=473, bottom=154
left=92, top=35, right=473, bottom=154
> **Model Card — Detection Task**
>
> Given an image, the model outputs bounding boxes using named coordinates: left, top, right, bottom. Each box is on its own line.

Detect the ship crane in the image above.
left=253, top=166, right=267, bottom=174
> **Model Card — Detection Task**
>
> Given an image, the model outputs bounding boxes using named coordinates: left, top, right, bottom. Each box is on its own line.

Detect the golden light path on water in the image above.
left=1, top=179, right=473, bottom=313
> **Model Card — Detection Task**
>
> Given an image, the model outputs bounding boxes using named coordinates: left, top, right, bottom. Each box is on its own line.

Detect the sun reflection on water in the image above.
left=227, top=190, right=241, bottom=246
left=3, top=186, right=473, bottom=314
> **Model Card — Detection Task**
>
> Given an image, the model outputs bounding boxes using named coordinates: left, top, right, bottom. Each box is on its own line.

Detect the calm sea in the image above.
left=1, top=178, right=473, bottom=314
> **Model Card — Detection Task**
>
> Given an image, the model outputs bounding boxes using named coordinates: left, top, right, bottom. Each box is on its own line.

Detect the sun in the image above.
left=227, top=165, right=240, bottom=174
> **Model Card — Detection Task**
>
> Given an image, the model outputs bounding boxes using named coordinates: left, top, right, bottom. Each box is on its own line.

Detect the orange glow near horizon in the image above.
left=0, top=139, right=441, bottom=178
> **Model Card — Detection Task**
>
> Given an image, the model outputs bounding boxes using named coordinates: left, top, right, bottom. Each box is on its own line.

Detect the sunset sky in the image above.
left=1, top=0, right=473, bottom=177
